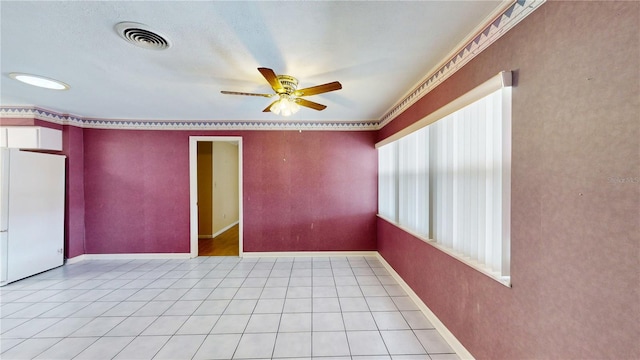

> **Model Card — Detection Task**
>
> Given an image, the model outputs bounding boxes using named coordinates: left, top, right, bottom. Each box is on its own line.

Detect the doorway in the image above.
left=189, top=136, right=243, bottom=257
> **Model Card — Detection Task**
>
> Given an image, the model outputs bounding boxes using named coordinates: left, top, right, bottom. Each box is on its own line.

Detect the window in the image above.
left=377, top=72, right=512, bottom=285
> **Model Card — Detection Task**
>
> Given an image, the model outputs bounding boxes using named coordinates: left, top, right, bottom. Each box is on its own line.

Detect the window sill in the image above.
left=377, top=214, right=512, bottom=288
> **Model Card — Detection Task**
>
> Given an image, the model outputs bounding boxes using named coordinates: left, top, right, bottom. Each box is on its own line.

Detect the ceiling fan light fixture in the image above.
left=221, top=67, right=341, bottom=115
left=270, top=94, right=300, bottom=117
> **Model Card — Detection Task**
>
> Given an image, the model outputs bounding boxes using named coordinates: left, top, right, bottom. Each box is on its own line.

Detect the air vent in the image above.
left=115, top=22, right=171, bottom=50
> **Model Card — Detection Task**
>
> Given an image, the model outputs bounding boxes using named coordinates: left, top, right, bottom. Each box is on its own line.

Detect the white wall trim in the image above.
left=0, top=107, right=377, bottom=131
left=189, top=136, right=243, bottom=259
left=376, top=253, right=475, bottom=360
left=212, top=221, right=240, bottom=239
left=242, top=251, right=379, bottom=258
left=70, top=253, right=191, bottom=261
left=198, top=221, right=241, bottom=239
left=65, top=254, right=86, bottom=264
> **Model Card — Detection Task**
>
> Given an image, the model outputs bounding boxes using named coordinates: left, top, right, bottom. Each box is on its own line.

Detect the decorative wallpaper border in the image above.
left=378, top=0, right=545, bottom=128
left=1, top=0, right=543, bottom=131
left=0, top=107, right=380, bottom=131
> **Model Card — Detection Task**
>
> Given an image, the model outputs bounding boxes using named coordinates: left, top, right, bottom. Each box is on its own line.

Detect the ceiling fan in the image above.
left=221, top=67, right=342, bottom=116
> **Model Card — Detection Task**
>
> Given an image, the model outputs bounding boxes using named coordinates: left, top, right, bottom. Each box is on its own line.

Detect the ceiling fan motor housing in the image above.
left=277, top=75, right=298, bottom=94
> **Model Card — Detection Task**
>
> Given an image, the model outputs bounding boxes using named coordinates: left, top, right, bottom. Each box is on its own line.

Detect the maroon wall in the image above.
left=62, top=125, right=85, bottom=258
left=378, top=2, right=639, bottom=360
left=0, top=118, right=37, bottom=126
left=243, top=131, right=377, bottom=251
left=82, top=129, right=377, bottom=254
left=83, top=129, right=191, bottom=254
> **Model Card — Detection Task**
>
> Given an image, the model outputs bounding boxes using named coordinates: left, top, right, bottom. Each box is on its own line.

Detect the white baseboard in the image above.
left=242, top=251, right=379, bottom=258
left=67, top=250, right=375, bottom=262
left=212, top=221, right=239, bottom=238
left=67, top=253, right=191, bottom=262
left=376, top=253, right=475, bottom=360
left=198, top=221, right=240, bottom=239
left=66, top=254, right=86, bottom=264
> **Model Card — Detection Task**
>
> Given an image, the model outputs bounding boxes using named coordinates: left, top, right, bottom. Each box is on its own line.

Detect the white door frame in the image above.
left=189, top=136, right=243, bottom=258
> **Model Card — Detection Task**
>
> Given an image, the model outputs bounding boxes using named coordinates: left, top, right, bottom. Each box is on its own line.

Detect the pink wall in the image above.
left=0, top=118, right=60, bottom=129
left=34, top=119, right=63, bottom=130
left=82, top=129, right=377, bottom=254
left=62, top=125, right=85, bottom=258
left=242, top=131, right=377, bottom=251
left=83, top=129, right=191, bottom=253
left=0, top=118, right=37, bottom=126
left=377, top=2, right=639, bottom=360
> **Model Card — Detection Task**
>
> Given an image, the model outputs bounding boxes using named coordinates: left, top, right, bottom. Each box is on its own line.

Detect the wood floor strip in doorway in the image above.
left=198, top=224, right=240, bottom=256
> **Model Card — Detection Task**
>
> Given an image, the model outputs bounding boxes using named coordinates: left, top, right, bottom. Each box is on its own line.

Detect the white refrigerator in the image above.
left=0, top=148, right=65, bottom=286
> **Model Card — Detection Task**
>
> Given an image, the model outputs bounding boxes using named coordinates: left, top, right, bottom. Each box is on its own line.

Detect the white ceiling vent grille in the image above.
left=115, top=22, right=171, bottom=50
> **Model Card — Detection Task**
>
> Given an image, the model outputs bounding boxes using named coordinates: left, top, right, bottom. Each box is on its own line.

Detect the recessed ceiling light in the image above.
left=8, top=73, right=70, bottom=90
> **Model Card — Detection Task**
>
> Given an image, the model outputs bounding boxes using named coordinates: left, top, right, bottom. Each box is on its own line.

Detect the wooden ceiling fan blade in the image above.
left=295, top=81, right=342, bottom=97
left=295, top=98, right=327, bottom=111
left=258, top=67, right=284, bottom=93
left=262, top=100, right=278, bottom=113
left=221, top=91, right=274, bottom=98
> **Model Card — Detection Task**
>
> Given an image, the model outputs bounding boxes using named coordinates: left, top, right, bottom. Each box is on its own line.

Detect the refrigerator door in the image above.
left=6, top=149, right=65, bottom=283
left=0, top=232, right=7, bottom=283
left=0, top=148, right=8, bottom=231
left=0, top=149, right=9, bottom=283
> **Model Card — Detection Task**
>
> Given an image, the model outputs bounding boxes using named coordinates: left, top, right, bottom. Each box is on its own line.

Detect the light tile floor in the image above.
left=0, top=256, right=460, bottom=360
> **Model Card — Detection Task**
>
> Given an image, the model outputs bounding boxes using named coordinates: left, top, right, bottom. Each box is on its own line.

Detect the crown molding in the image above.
left=0, top=107, right=379, bottom=131
left=378, top=0, right=545, bottom=129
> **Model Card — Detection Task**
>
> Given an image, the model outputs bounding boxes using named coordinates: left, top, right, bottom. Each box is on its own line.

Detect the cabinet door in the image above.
left=2, top=127, right=62, bottom=151
left=0, top=128, right=7, bottom=148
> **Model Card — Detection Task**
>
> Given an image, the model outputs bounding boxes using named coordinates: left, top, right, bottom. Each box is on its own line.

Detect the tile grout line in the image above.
left=1, top=255, right=458, bottom=360
left=108, top=258, right=209, bottom=359
left=270, top=258, right=292, bottom=359
left=336, top=257, right=353, bottom=359
left=78, top=259, right=185, bottom=360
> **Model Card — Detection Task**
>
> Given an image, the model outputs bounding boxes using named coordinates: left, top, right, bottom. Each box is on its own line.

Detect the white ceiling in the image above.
left=0, top=1, right=505, bottom=123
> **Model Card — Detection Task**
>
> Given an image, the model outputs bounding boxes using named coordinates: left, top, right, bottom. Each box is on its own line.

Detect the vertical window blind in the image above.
left=398, top=128, right=430, bottom=236
left=377, top=142, right=397, bottom=221
left=377, top=72, right=511, bottom=283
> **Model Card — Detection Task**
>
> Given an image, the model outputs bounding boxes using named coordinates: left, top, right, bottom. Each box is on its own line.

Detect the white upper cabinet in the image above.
left=0, top=126, right=63, bottom=151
